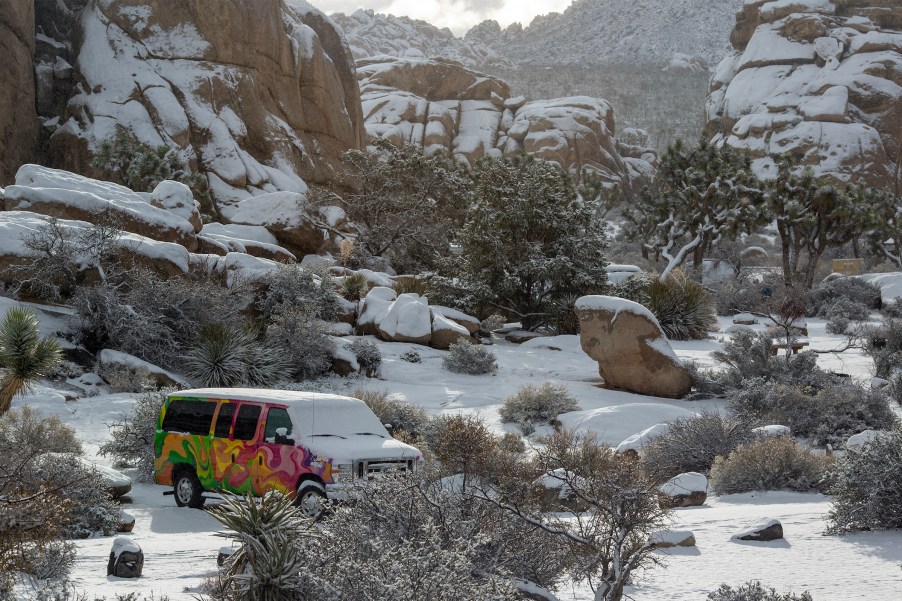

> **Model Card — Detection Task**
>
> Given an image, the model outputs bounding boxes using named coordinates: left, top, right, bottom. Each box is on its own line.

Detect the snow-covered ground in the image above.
left=11, top=314, right=902, bottom=600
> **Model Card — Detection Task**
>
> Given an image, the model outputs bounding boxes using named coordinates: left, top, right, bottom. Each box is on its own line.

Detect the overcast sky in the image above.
left=312, top=0, right=573, bottom=35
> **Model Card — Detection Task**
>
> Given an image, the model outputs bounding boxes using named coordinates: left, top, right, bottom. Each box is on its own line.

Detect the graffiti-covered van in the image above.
left=154, top=388, right=424, bottom=516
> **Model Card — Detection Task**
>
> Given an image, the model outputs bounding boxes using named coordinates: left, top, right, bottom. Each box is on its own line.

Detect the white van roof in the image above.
left=168, top=388, right=357, bottom=406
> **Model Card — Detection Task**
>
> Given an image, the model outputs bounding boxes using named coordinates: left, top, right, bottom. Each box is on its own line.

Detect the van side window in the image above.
left=161, top=400, right=217, bottom=436
left=263, top=408, right=294, bottom=445
left=233, top=404, right=261, bottom=441
left=213, top=403, right=236, bottom=438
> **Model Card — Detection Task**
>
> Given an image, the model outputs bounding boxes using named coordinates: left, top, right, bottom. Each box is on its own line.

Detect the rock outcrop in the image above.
left=575, top=296, right=693, bottom=399
left=37, top=0, right=363, bottom=217
left=706, top=0, right=902, bottom=189
left=0, top=1, right=38, bottom=184
left=659, top=472, right=709, bottom=508
left=358, top=57, right=655, bottom=197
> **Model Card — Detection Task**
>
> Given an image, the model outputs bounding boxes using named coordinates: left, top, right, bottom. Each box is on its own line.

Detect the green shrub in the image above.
left=499, top=382, right=579, bottom=432
left=639, top=412, right=754, bottom=481
left=710, top=436, right=832, bottom=494
left=826, top=427, right=902, bottom=534
left=339, top=273, right=369, bottom=301
left=645, top=271, right=716, bottom=340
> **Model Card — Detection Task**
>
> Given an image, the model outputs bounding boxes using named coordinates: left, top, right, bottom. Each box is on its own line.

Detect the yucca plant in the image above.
left=646, top=270, right=717, bottom=341
left=339, top=273, right=369, bottom=301
left=183, top=324, right=291, bottom=388
left=0, top=307, right=62, bottom=415
left=209, top=492, right=316, bottom=601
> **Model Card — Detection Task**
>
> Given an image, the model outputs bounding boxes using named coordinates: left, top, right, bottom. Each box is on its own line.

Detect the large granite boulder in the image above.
left=0, top=1, right=37, bottom=185
left=575, top=296, right=692, bottom=399
left=707, top=1, right=902, bottom=189
left=358, top=57, right=655, bottom=198
left=41, top=0, right=363, bottom=216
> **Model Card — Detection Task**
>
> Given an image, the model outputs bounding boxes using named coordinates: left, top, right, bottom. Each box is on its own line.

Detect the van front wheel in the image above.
left=294, top=481, right=326, bottom=519
left=173, top=469, right=205, bottom=509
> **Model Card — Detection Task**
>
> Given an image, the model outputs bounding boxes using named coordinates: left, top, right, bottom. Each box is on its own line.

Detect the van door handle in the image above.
left=258, top=456, right=262, bottom=466
left=232, top=453, right=236, bottom=463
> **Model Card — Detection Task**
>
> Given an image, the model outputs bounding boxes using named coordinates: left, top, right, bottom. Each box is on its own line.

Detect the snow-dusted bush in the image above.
left=0, top=404, right=82, bottom=455
left=433, top=414, right=497, bottom=487
left=683, top=360, right=727, bottom=396
left=265, top=308, right=335, bottom=381
left=354, top=389, right=430, bottom=439
left=807, top=277, right=880, bottom=319
left=71, top=268, right=251, bottom=371
left=610, top=272, right=653, bottom=306
left=713, top=331, right=824, bottom=389
left=186, top=324, right=293, bottom=387
left=442, top=341, right=496, bottom=375
left=100, top=389, right=170, bottom=480
left=708, top=581, right=813, bottom=601
left=825, top=314, right=850, bottom=335
left=864, top=318, right=902, bottom=379
left=400, top=349, right=422, bottom=363
left=499, top=382, right=579, bottom=431
left=710, top=274, right=787, bottom=317
left=479, top=314, right=506, bottom=334
left=710, top=437, right=832, bottom=495
left=98, top=363, right=156, bottom=393
left=729, top=379, right=897, bottom=446
left=639, top=412, right=754, bottom=481
left=349, top=338, right=381, bottom=375
left=257, top=263, right=337, bottom=322
left=645, top=271, right=717, bottom=340
left=826, top=426, right=902, bottom=534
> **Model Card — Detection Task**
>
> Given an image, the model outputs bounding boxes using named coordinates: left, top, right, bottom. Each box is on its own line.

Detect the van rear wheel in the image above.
left=173, top=469, right=205, bottom=509
left=294, top=481, right=326, bottom=519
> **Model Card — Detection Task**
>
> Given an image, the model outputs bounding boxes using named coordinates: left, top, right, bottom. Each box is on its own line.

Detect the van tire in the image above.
left=294, top=481, right=326, bottom=519
left=173, top=468, right=205, bottom=509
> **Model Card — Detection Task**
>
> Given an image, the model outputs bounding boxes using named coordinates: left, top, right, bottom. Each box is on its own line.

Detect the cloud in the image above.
left=311, top=0, right=572, bottom=35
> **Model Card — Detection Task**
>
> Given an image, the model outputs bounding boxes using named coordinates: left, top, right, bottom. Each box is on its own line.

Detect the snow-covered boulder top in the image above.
left=200, top=223, right=296, bottom=263
left=660, top=472, right=709, bottom=497
left=151, top=180, right=202, bottom=233
left=706, top=1, right=902, bottom=189
left=111, top=537, right=141, bottom=558
left=357, top=56, right=654, bottom=198
left=753, top=424, right=792, bottom=437
left=576, top=295, right=692, bottom=399
left=846, top=429, right=888, bottom=448
left=731, top=518, right=784, bottom=541
left=376, top=293, right=432, bottom=344
left=4, top=165, right=198, bottom=250
left=859, top=272, right=902, bottom=303
left=36, top=0, right=363, bottom=215
left=615, top=423, right=671, bottom=453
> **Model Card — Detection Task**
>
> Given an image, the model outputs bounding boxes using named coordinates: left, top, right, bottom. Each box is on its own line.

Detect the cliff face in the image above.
left=358, top=57, right=656, bottom=198
left=0, top=1, right=37, bottom=185
left=706, top=0, right=902, bottom=189
left=33, top=0, right=363, bottom=218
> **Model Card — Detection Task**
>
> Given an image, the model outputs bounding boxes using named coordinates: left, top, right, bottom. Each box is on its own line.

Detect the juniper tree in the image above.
left=442, top=155, right=609, bottom=331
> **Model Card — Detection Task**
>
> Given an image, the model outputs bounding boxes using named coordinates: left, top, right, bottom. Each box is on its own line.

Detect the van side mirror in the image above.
left=384, top=423, right=394, bottom=437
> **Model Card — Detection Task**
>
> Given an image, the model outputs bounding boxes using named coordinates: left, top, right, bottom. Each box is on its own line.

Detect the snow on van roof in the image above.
left=168, top=388, right=360, bottom=406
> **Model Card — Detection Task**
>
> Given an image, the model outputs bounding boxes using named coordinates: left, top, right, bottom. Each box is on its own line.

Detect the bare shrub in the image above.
left=100, top=389, right=170, bottom=480
left=433, top=415, right=497, bottom=489
left=265, top=308, right=335, bottom=381
left=442, top=341, right=497, bottom=375
left=98, top=363, right=156, bottom=393
left=710, top=437, right=832, bottom=494
left=708, top=581, right=814, bottom=601
left=499, top=382, right=579, bottom=431
left=640, top=412, right=754, bottom=482
left=354, top=389, right=431, bottom=439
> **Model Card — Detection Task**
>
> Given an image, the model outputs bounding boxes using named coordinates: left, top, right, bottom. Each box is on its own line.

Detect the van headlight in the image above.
left=330, top=463, right=354, bottom=483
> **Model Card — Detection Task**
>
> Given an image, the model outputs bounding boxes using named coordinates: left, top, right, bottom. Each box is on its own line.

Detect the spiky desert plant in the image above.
left=645, top=270, right=716, bottom=340
left=0, top=307, right=62, bottom=415
left=183, top=324, right=291, bottom=388
left=339, top=272, right=369, bottom=301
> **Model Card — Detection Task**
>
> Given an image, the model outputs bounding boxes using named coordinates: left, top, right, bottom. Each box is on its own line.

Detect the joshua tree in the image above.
left=0, top=307, right=62, bottom=415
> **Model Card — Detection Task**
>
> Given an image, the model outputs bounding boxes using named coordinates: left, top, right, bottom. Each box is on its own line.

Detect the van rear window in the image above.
left=162, top=400, right=217, bottom=436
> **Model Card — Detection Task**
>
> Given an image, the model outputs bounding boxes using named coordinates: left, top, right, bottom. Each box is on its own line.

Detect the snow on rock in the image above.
left=753, top=424, right=793, bottom=437
left=731, top=518, right=785, bottom=542
left=150, top=180, right=202, bottom=233
left=650, top=529, right=697, bottom=548
left=357, top=286, right=398, bottom=335
left=358, top=56, right=655, bottom=198
left=706, top=1, right=902, bottom=188
left=98, top=349, right=189, bottom=388
left=229, top=191, right=352, bottom=257
left=4, top=165, right=198, bottom=250
left=41, top=0, right=363, bottom=214
left=199, top=223, right=296, bottom=262
left=859, top=272, right=902, bottom=303
left=562, top=404, right=697, bottom=449
left=846, top=429, right=889, bottom=448
left=376, top=293, right=432, bottom=345
left=661, top=472, right=709, bottom=497
left=430, top=313, right=473, bottom=350
left=576, top=296, right=692, bottom=399
left=430, top=305, right=481, bottom=335
left=615, top=423, right=672, bottom=453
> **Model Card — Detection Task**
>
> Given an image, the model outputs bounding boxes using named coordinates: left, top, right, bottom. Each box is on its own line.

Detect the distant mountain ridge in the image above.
left=328, top=0, right=744, bottom=68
